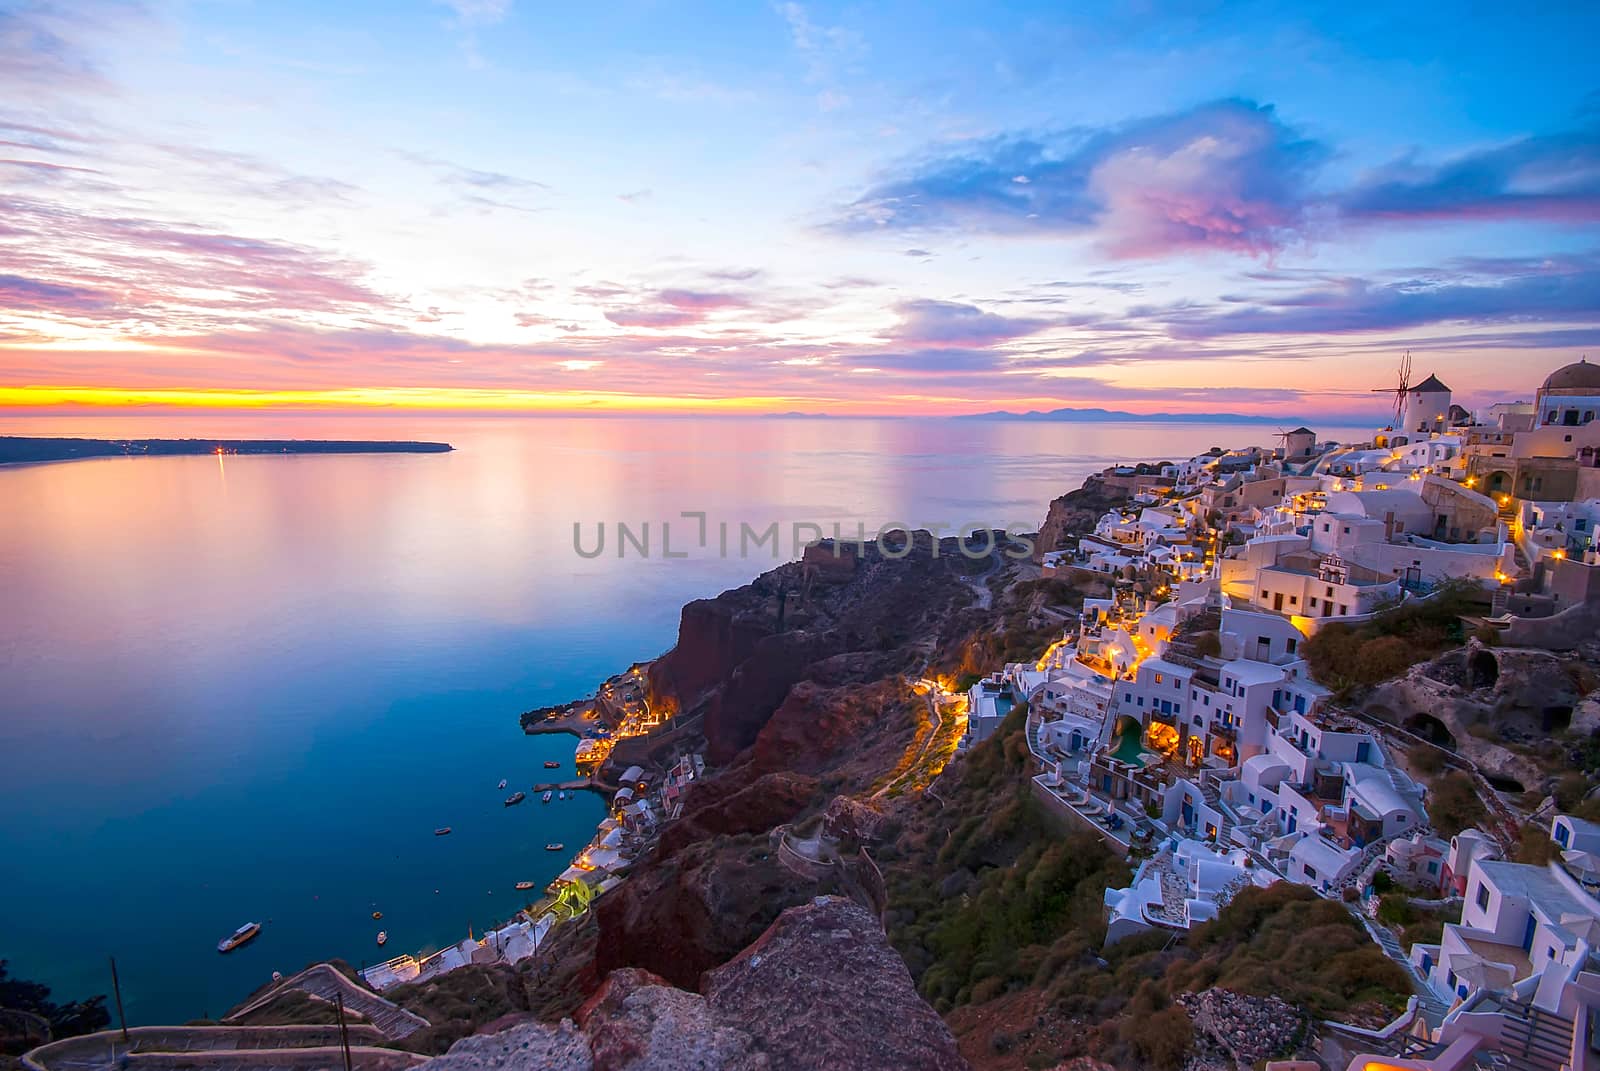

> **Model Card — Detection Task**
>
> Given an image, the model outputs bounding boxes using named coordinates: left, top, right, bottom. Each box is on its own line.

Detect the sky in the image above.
left=1, top=0, right=1598, bottom=419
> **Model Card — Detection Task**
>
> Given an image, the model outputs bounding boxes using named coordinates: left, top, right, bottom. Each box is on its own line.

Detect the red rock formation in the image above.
left=700, top=630, right=843, bottom=764
left=748, top=678, right=906, bottom=777
left=703, top=897, right=969, bottom=1071
left=655, top=770, right=819, bottom=859
left=590, top=839, right=816, bottom=991
left=645, top=598, right=770, bottom=714
left=580, top=969, right=764, bottom=1071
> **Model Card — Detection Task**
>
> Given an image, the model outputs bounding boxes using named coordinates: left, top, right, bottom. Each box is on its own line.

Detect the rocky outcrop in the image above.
left=1033, top=477, right=1125, bottom=562
left=701, top=630, right=844, bottom=763
left=656, top=770, right=819, bottom=859
left=1366, top=640, right=1596, bottom=792
left=748, top=678, right=908, bottom=778
left=646, top=598, right=772, bottom=717
left=1176, top=989, right=1302, bottom=1068
left=703, top=898, right=968, bottom=1071
left=412, top=1019, right=591, bottom=1071
left=591, top=839, right=817, bottom=991
left=580, top=970, right=766, bottom=1071
left=417, top=899, right=967, bottom=1071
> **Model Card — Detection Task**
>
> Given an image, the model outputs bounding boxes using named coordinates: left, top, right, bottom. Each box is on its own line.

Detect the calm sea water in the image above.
left=0, top=414, right=1337, bottom=1023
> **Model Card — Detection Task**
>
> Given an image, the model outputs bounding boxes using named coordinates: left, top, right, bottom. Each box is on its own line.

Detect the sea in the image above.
left=0, top=413, right=1359, bottom=1024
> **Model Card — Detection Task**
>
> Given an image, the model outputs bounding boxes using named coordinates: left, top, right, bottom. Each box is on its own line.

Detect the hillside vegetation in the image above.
left=877, top=713, right=1411, bottom=1070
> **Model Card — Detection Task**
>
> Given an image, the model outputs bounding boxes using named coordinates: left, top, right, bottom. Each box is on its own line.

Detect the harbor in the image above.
left=357, top=660, right=701, bottom=996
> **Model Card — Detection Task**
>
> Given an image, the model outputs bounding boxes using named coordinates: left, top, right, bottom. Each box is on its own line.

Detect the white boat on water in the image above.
left=376, top=931, right=388, bottom=946
left=218, top=922, right=261, bottom=953
left=558, top=791, right=567, bottom=800
left=497, top=779, right=507, bottom=790
left=541, top=790, right=553, bottom=803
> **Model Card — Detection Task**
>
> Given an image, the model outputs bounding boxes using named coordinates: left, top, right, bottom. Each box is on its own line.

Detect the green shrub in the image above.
left=1409, top=746, right=1445, bottom=775
left=1119, top=1005, right=1193, bottom=1070
left=1428, top=772, right=1488, bottom=837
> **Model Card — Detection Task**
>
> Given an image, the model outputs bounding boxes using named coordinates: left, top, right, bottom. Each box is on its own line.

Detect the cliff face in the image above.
left=585, top=538, right=978, bottom=1002
left=701, top=630, right=845, bottom=763
left=1367, top=640, right=1597, bottom=793
left=591, top=838, right=817, bottom=991
left=416, top=899, right=969, bottom=1071
left=645, top=597, right=771, bottom=716
left=1032, top=476, right=1125, bottom=562
left=655, top=770, right=819, bottom=859
left=644, top=534, right=972, bottom=764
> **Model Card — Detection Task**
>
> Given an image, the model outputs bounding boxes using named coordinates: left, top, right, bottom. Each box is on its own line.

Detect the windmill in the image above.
left=1371, top=350, right=1413, bottom=429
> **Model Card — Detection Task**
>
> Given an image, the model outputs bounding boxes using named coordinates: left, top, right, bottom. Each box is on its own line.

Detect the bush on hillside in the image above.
left=1302, top=579, right=1479, bottom=689
left=1428, top=772, right=1488, bottom=837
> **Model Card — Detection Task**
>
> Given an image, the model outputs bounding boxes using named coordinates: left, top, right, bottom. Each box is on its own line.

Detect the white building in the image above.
left=1412, top=814, right=1600, bottom=1006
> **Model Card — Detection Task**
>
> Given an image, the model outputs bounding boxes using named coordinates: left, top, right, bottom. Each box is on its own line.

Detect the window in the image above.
left=1286, top=638, right=1298, bottom=654
left=1303, top=864, right=1317, bottom=880
left=1154, top=673, right=1163, bottom=685
left=1475, top=883, right=1490, bottom=910
left=1289, top=595, right=1298, bottom=605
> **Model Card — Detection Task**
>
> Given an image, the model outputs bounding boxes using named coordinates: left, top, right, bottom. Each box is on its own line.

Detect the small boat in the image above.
left=376, top=931, right=388, bottom=946
left=558, top=791, right=567, bottom=801
left=541, top=791, right=553, bottom=803
left=217, top=922, right=261, bottom=953
left=434, top=827, right=452, bottom=836
left=543, top=761, right=560, bottom=769
left=372, top=911, right=383, bottom=920
left=498, top=779, right=508, bottom=789
left=514, top=881, right=535, bottom=891
left=545, top=843, right=564, bottom=852
left=504, top=791, right=526, bottom=807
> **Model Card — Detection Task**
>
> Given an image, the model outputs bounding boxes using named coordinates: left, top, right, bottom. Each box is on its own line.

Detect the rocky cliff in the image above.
left=1367, top=639, right=1600, bottom=793
left=416, top=899, right=970, bottom=1071
left=1032, top=476, right=1126, bottom=562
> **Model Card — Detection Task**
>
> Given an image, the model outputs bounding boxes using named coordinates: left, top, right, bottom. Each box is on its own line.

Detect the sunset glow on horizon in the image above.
left=3, top=2, right=1598, bottom=420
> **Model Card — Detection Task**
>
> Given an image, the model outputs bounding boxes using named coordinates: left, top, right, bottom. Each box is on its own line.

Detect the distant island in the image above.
left=952, top=405, right=1321, bottom=424
left=0, top=436, right=454, bottom=466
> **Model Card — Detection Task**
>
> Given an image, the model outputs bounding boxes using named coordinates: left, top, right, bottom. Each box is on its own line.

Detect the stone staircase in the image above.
left=1198, top=778, right=1236, bottom=845
left=224, top=964, right=428, bottom=1040
left=1350, top=909, right=1452, bottom=1026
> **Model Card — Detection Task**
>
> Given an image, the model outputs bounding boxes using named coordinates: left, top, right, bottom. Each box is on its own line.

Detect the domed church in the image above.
left=1535, top=357, right=1600, bottom=428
